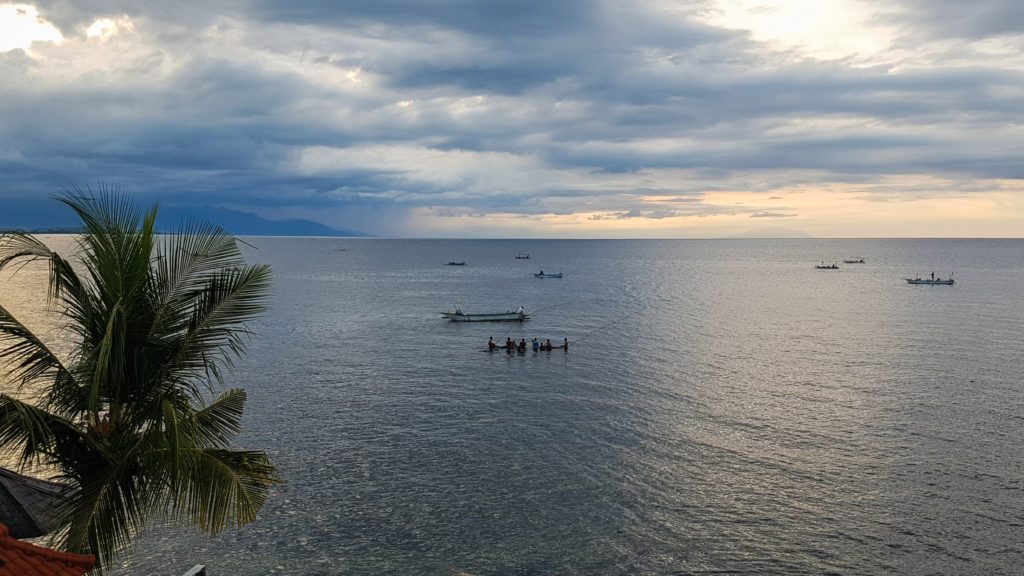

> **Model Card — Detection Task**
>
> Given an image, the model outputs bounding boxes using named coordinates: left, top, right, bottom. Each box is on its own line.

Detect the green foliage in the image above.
left=0, top=187, right=280, bottom=571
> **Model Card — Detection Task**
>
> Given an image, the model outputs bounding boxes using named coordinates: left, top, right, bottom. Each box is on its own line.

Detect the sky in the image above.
left=1, top=0, right=1023, bottom=238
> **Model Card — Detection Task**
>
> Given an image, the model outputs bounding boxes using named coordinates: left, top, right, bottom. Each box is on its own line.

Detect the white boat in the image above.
left=442, top=307, right=528, bottom=322
left=906, top=272, right=954, bottom=285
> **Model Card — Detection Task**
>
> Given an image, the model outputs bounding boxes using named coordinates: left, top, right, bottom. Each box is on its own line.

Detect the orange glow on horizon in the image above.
left=404, top=176, right=1024, bottom=238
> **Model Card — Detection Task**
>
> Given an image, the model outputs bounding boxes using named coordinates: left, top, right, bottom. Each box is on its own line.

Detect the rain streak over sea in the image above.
left=3, top=237, right=1023, bottom=575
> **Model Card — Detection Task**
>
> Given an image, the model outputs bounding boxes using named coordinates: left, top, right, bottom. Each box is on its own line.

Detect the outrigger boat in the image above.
left=486, top=344, right=567, bottom=352
left=906, top=272, right=954, bottom=285
left=442, top=307, right=528, bottom=322
left=814, top=262, right=840, bottom=270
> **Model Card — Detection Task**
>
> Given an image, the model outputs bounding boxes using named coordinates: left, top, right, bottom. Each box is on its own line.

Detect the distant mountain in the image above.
left=0, top=198, right=369, bottom=237
left=156, top=206, right=369, bottom=237
left=727, top=227, right=813, bottom=239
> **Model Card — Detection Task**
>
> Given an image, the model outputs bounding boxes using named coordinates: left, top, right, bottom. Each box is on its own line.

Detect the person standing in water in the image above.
left=563, top=337, right=569, bottom=351
left=488, top=337, right=496, bottom=350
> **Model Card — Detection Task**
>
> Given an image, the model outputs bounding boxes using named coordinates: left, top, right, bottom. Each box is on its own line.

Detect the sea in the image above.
left=2, top=238, right=1023, bottom=575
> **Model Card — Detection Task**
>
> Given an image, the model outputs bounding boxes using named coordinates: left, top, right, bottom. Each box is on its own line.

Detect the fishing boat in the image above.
left=515, top=252, right=530, bottom=259
left=442, top=307, right=528, bottom=322
left=843, top=257, right=865, bottom=264
left=447, top=260, right=466, bottom=266
left=534, top=269, right=563, bottom=278
left=814, top=262, right=840, bottom=270
left=905, top=272, right=954, bottom=285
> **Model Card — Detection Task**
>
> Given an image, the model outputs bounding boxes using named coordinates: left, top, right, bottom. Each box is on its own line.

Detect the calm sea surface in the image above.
left=3, top=238, right=1023, bottom=575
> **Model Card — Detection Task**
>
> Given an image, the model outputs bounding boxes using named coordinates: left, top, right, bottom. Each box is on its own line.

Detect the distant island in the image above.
left=0, top=199, right=369, bottom=237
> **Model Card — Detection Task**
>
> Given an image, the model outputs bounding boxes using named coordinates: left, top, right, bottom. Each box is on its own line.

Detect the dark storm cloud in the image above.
left=268, top=1, right=729, bottom=97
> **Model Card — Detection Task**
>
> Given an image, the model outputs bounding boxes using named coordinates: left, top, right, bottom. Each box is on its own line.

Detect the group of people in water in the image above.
left=488, top=336, right=568, bottom=353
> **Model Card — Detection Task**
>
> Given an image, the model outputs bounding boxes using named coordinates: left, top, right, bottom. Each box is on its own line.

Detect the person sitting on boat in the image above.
left=517, top=339, right=527, bottom=352
left=544, top=339, right=553, bottom=351
left=532, top=338, right=539, bottom=351
left=488, top=337, right=496, bottom=350
left=517, top=305, right=524, bottom=314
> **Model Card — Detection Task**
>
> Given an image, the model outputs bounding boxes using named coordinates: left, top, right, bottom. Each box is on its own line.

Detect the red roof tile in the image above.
left=0, top=523, right=95, bottom=576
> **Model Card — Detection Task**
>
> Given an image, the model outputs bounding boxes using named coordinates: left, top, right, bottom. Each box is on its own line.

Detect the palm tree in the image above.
left=0, top=190, right=280, bottom=571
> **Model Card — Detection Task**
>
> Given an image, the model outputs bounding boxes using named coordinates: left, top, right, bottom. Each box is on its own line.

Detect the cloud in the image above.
left=880, top=0, right=1024, bottom=41
left=0, top=4, right=63, bottom=52
left=0, top=0, right=1021, bottom=237
left=588, top=208, right=679, bottom=220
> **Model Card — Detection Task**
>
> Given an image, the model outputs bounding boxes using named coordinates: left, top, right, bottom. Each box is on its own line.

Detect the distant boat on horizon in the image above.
left=447, top=260, right=466, bottom=266
left=515, top=252, right=530, bottom=259
left=815, top=262, right=840, bottom=270
left=843, top=257, right=865, bottom=264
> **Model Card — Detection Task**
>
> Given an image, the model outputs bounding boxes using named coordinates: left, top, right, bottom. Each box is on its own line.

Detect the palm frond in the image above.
left=155, top=219, right=246, bottom=302
left=46, top=250, right=95, bottom=321
left=89, top=300, right=126, bottom=414
left=0, top=232, right=99, bottom=395
left=194, top=388, right=247, bottom=448
left=0, top=232, right=90, bottom=307
left=44, top=369, right=89, bottom=420
left=149, top=221, right=247, bottom=363
left=161, top=264, right=271, bottom=395
left=170, top=447, right=279, bottom=534
left=0, top=304, right=73, bottom=391
left=58, top=188, right=156, bottom=311
left=0, top=395, right=85, bottom=469
left=0, top=231, right=51, bottom=271
left=56, top=451, right=154, bottom=571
